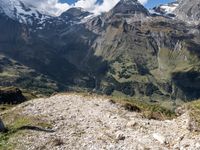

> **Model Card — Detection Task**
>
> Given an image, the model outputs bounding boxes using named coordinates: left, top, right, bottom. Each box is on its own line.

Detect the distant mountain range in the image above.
left=0, top=0, right=200, bottom=101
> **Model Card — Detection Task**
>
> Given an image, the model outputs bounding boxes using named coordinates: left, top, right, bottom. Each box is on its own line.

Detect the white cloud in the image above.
left=69, top=0, right=119, bottom=15
left=73, top=0, right=149, bottom=15
left=21, top=0, right=149, bottom=16
left=73, top=0, right=97, bottom=12
left=22, top=0, right=70, bottom=16
left=91, top=0, right=120, bottom=15
left=139, top=0, right=149, bottom=4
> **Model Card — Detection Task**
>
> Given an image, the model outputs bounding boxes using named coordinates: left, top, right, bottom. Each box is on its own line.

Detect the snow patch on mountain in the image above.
left=0, top=0, right=95, bottom=27
left=0, top=0, right=50, bottom=25
left=151, top=2, right=179, bottom=17
left=160, top=3, right=178, bottom=14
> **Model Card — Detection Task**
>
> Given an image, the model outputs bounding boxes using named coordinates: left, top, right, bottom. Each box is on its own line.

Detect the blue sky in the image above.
left=145, top=0, right=175, bottom=8
left=60, top=0, right=175, bottom=8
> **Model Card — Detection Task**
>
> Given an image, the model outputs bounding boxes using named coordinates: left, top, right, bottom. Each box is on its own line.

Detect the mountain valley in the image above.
left=1, top=0, right=200, bottom=102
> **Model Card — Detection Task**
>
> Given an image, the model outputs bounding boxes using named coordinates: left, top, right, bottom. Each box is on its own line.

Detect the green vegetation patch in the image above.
left=0, top=108, right=52, bottom=149
left=74, top=91, right=176, bottom=120
left=186, top=100, right=200, bottom=131
left=112, top=97, right=176, bottom=120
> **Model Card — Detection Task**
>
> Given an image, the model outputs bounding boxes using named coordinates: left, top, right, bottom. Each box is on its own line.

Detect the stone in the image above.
left=126, top=120, right=137, bottom=128
left=196, top=143, right=200, bottom=148
left=187, top=117, right=200, bottom=132
left=116, top=131, right=125, bottom=141
left=153, top=133, right=166, bottom=144
left=175, top=106, right=187, bottom=116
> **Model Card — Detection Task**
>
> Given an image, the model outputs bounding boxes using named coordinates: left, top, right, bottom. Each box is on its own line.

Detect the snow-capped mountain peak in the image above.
left=151, top=2, right=179, bottom=17
left=0, top=0, right=50, bottom=25
left=0, top=0, right=94, bottom=28
left=110, top=0, right=149, bottom=15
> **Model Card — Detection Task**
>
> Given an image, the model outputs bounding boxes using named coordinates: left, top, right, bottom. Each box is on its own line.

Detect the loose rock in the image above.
left=126, top=120, right=137, bottom=128
left=153, top=133, right=166, bottom=144
left=116, top=132, right=125, bottom=141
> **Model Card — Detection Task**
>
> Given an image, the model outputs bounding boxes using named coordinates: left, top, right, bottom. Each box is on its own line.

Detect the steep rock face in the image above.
left=105, top=0, right=150, bottom=23
left=148, top=20, right=200, bottom=100
left=110, top=0, right=149, bottom=15
left=174, top=0, right=200, bottom=24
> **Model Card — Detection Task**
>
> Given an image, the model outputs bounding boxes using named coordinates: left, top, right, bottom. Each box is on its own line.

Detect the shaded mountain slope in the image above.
left=0, top=54, right=60, bottom=94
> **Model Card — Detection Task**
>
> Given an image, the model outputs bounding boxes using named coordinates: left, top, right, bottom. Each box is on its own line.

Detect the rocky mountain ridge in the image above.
left=1, top=0, right=200, bottom=27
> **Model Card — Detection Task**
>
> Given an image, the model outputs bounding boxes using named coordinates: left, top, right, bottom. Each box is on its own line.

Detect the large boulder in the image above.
left=0, top=87, right=26, bottom=104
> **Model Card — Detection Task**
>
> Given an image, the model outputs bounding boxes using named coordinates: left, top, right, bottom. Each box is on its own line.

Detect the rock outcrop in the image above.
left=0, top=87, right=26, bottom=104
left=109, top=0, right=149, bottom=16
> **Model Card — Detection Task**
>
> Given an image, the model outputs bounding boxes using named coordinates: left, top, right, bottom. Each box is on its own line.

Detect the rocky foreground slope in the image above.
left=2, top=93, right=200, bottom=150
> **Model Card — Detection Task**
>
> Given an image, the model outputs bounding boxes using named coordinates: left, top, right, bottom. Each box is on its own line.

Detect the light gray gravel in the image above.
left=10, top=93, right=200, bottom=150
